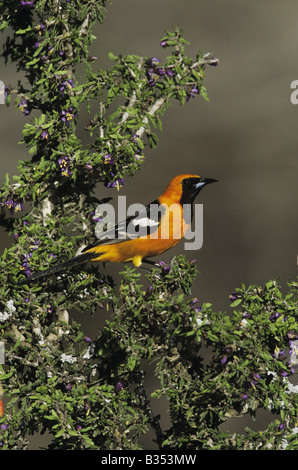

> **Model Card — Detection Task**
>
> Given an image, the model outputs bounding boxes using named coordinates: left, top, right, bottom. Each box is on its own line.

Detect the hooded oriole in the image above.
left=17, top=174, right=217, bottom=284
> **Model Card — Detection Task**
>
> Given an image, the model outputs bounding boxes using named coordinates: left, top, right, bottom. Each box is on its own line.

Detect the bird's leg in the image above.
left=142, top=259, right=160, bottom=267
left=138, top=265, right=152, bottom=273
left=139, top=258, right=159, bottom=273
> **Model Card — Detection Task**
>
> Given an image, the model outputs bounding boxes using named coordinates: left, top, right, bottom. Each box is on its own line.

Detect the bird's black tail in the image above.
left=16, top=250, right=101, bottom=285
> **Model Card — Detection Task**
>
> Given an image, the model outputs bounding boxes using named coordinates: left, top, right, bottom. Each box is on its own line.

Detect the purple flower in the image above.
left=287, top=331, right=298, bottom=339
left=66, top=384, right=72, bottom=391
left=194, top=306, right=202, bottom=313
left=158, top=260, right=170, bottom=274
left=21, top=252, right=32, bottom=278
left=18, top=99, right=30, bottom=116
left=36, top=23, right=45, bottom=33
left=145, top=58, right=168, bottom=87
left=105, top=178, right=124, bottom=189
left=116, top=382, right=123, bottom=392
left=46, top=305, right=53, bottom=314
left=288, top=362, right=295, bottom=374
left=84, top=336, right=92, bottom=343
left=41, top=130, right=49, bottom=140
left=220, top=355, right=228, bottom=365
left=150, top=58, right=160, bottom=66
left=269, top=312, right=277, bottom=321
left=272, top=348, right=285, bottom=359
left=103, top=154, right=114, bottom=165
left=156, top=68, right=165, bottom=76
left=160, top=40, right=167, bottom=48
left=31, top=239, right=41, bottom=250
left=60, top=107, right=76, bottom=126
left=59, top=79, right=74, bottom=95
left=20, top=0, right=34, bottom=6
left=229, top=292, right=237, bottom=301
left=91, top=210, right=103, bottom=223
left=241, top=393, right=248, bottom=400
left=2, top=198, right=25, bottom=215
left=58, top=156, right=72, bottom=177
left=166, top=69, right=174, bottom=77
left=132, top=134, right=140, bottom=143
left=250, top=372, right=261, bottom=387
left=189, top=298, right=202, bottom=313
left=146, top=68, right=159, bottom=86
left=34, top=41, right=41, bottom=48
left=186, top=86, right=199, bottom=102
left=145, top=285, right=153, bottom=298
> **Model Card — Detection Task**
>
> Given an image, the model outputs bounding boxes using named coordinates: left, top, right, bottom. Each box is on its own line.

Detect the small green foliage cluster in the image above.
left=0, top=0, right=298, bottom=451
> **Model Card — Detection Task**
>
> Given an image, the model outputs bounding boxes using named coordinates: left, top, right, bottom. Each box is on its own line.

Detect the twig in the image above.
left=136, top=97, right=166, bottom=139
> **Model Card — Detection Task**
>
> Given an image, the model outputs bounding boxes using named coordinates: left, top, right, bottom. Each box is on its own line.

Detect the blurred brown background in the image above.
left=1, top=0, right=298, bottom=448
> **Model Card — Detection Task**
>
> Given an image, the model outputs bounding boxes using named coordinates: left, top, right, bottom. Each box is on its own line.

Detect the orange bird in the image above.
left=17, top=174, right=217, bottom=284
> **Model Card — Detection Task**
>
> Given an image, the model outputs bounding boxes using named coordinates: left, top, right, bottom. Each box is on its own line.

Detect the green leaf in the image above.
left=108, top=52, right=118, bottom=61
left=29, top=145, right=37, bottom=155
left=39, top=114, right=46, bottom=125
left=16, top=27, right=32, bottom=34
left=230, top=298, right=242, bottom=307
left=200, top=86, right=209, bottom=102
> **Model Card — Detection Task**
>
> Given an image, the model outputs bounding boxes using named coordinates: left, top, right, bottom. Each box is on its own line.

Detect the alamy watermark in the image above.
left=93, top=197, right=204, bottom=250
left=0, top=81, right=5, bottom=104
left=290, top=80, right=298, bottom=104
left=290, top=340, right=298, bottom=366
left=0, top=342, right=4, bottom=365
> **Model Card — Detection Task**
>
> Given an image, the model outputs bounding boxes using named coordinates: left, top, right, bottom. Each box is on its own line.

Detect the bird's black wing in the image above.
left=82, top=199, right=166, bottom=252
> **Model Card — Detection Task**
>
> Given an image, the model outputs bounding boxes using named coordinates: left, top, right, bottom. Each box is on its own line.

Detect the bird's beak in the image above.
left=195, top=178, right=218, bottom=189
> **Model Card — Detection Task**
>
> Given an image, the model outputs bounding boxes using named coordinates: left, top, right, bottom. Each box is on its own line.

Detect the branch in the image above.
left=136, top=97, right=166, bottom=138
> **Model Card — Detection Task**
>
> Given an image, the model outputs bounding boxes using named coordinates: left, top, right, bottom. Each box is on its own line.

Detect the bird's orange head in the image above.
left=160, top=174, right=218, bottom=205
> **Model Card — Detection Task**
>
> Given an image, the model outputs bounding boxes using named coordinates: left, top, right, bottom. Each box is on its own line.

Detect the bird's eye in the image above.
left=184, top=179, right=190, bottom=185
